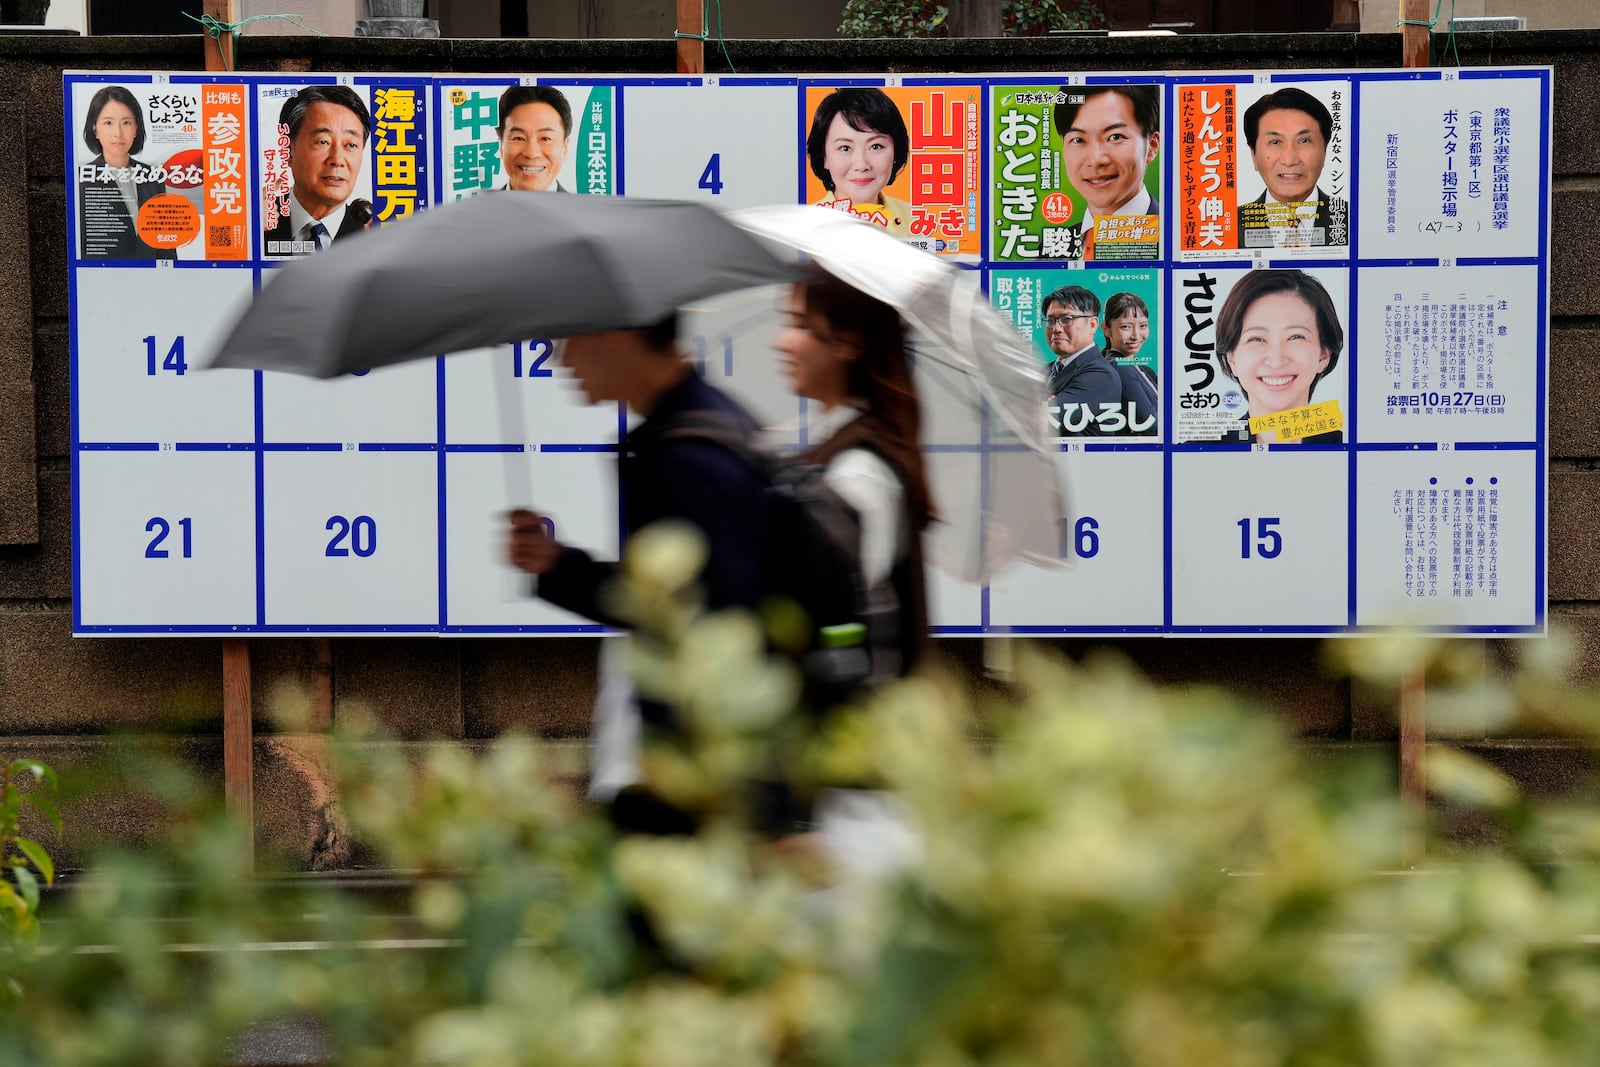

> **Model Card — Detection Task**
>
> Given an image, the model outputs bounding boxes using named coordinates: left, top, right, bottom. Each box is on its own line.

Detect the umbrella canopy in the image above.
left=207, top=193, right=800, bottom=378
left=723, top=205, right=1070, bottom=583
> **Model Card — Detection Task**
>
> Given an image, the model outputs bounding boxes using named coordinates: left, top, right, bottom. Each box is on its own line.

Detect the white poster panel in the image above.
left=989, top=451, right=1165, bottom=628
left=1355, top=263, right=1539, bottom=444
left=1354, top=449, right=1538, bottom=628
left=621, top=82, right=800, bottom=206
left=76, top=450, right=257, bottom=627
left=1170, top=450, right=1349, bottom=628
left=1357, top=72, right=1545, bottom=262
left=261, top=450, right=439, bottom=627
left=76, top=267, right=255, bottom=443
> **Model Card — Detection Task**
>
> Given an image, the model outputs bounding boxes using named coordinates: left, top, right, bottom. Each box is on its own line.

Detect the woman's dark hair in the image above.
left=799, top=268, right=934, bottom=529
left=83, top=85, right=146, bottom=157
left=1103, top=291, right=1149, bottom=323
left=805, top=88, right=910, bottom=195
left=1215, top=269, right=1344, bottom=400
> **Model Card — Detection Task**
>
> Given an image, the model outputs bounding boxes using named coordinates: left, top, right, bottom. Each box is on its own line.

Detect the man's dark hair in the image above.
left=639, top=313, right=679, bottom=352
left=1242, top=87, right=1333, bottom=151
left=1053, top=84, right=1161, bottom=141
left=805, top=87, right=910, bottom=194
left=1043, top=284, right=1100, bottom=319
left=497, top=85, right=573, bottom=139
left=1215, top=269, right=1343, bottom=399
left=278, top=85, right=372, bottom=145
left=1103, top=292, right=1149, bottom=323
left=83, top=85, right=147, bottom=156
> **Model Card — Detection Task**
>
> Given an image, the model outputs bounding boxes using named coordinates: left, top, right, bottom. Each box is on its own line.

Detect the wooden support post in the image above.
left=222, top=638, right=254, bottom=869
left=676, top=0, right=703, bottom=75
left=202, top=0, right=238, bottom=72
left=1400, top=0, right=1431, bottom=68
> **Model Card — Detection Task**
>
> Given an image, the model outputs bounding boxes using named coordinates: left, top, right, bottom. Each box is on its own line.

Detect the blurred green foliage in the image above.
left=3, top=523, right=1600, bottom=1064
left=837, top=0, right=1107, bottom=38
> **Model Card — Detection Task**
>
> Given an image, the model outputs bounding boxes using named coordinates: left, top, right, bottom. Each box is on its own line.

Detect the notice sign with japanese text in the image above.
left=64, top=67, right=1550, bottom=638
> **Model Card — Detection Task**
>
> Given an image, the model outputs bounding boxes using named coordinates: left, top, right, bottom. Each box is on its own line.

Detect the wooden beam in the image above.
left=202, top=0, right=238, bottom=72
left=222, top=638, right=254, bottom=869
left=1400, top=0, right=1430, bottom=68
left=676, top=0, right=703, bottom=74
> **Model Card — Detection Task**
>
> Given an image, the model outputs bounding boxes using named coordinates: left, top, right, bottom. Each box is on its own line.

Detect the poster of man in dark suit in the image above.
left=262, top=85, right=373, bottom=257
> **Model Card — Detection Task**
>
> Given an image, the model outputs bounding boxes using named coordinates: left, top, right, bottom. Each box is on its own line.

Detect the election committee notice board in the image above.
left=64, top=67, right=1550, bottom=638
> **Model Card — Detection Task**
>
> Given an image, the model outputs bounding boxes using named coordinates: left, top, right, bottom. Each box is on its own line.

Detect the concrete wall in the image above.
left=2, top=28, right=1596, bottom=870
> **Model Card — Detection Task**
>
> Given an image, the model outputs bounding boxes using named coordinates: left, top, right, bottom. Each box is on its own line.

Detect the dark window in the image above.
left=89, top=0, right=203, bottom=34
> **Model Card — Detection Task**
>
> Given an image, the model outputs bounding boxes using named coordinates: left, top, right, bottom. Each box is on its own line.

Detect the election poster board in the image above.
left=65, top=67, right=1551, bottom=638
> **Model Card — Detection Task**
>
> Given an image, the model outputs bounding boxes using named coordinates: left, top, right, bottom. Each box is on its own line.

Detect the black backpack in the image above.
left=645, top=412, right=873, bottom=704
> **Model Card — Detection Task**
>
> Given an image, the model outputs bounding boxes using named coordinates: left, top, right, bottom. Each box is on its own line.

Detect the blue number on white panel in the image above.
left=1074, top=516, right=1100, bottom=559
left=143, top=336, right=188, bottom=377
left=145, top=516, right=192, bottom=558
left=1237, top=517, right=1283, bottom=559
left=325, top=515, right=377, bottom=558
left=513, top=340, right=555, bottom=378
left=698, top=153, right=724, bottom=195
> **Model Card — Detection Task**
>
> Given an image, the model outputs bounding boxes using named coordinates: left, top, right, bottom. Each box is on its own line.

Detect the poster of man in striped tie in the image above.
left=262, top=85, right=374, bottom=257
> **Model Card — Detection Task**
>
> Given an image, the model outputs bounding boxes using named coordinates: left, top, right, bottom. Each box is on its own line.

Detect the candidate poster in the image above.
left=1174, top=78, right=1351, bottom=259
left=991, top=266, right=1161, bottom=438
left=69, top=78, right=249, bottom=262
left=990, top=82, right=1163, bottom=263
left=802, top=83, right=981, bottom=256
left=1171, top=266, right=1348, bottom=445
left=437, top=80, right=615, bottom=201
